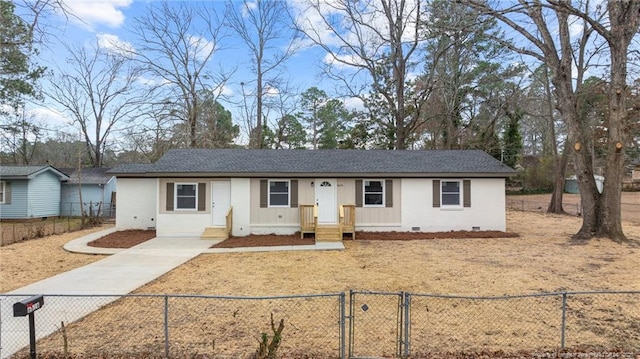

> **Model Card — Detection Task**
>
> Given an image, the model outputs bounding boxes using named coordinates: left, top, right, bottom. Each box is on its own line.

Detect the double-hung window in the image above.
left=175, top=183, right=197, bottom=210
left=0, top=181, right=5, bottom=204
left=441, top=180, right=461, bottom=206
left=364, top=179, right=384, bottom=207
left=269, top=180, right=290, bottom=207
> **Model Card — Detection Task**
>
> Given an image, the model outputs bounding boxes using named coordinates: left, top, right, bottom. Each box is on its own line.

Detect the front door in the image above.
left=211, top=181, right=231, bottom=226
left=315, top=179, right=337, bottom=224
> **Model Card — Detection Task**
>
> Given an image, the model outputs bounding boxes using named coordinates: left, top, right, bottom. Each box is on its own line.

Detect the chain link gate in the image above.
left=349, top=290, right=408, bottom=358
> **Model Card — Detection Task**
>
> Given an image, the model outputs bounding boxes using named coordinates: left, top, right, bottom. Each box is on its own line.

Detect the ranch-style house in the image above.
left=109, top=149, right=515, bottom=241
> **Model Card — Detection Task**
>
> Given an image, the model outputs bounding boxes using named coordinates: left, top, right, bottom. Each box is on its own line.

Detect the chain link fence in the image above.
left=59, top=202, right=115, bottom=218
left=1, top=291, right=639, bottom=358
left=506, top=197, right=640, bottom=225
left=0, top=218, right=84, bottom=246
left=1, top=293, right=345, bottom=359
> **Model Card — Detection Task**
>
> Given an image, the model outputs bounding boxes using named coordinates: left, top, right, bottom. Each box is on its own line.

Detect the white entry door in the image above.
left=315, top=179, right=337, bottom=224
left=211, top=181, right=231, bottom=226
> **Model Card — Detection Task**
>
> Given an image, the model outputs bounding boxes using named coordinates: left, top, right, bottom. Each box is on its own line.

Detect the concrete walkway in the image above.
left=1, top=229, right=344, bottom=358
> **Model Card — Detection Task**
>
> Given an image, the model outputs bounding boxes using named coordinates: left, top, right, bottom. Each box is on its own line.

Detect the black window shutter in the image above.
left=463, top=180, right=471, bottom=207
left=166, top=182, right=174, bottom=211
left=432, top=180, right=440, bottom=208
left=198, top=183, right=206, bottom=211
left=290, top=180, right=298, bottom=208
left=355, top=179, right=363, bottom=207
left=260, top=180, right=268, bottom=208
left=385, top=180, right=393, bottom=207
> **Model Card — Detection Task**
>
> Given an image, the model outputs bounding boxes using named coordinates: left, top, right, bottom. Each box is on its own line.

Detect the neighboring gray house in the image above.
left=111, top=149, right=515, bottom=241
left=59, top=168, right=117, bottom=217
left=0, top=165, right=69, bottom=219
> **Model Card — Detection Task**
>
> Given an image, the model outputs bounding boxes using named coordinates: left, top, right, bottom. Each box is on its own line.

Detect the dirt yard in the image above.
left=3, top=200, right=640, bottom=357
left=0, top=225, right=112, bottom=293
left=138, top=210, right=640, bottom=296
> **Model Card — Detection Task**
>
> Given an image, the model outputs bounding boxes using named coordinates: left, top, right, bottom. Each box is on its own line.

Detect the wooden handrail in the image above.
left=340, top=204, right=356, bottom=240
left=225, top=206, right=233, bottom=235
left=299, top=204, right=317, bottom=239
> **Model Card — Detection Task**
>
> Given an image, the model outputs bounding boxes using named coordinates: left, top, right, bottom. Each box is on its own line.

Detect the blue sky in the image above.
left=28, top=0, right=360, bottom=142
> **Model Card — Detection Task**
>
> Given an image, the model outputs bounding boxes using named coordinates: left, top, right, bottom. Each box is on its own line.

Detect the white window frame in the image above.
left=268, top=179, right=290, bottom=207
left=0, top=181, right=5, bottom=204
left=363, top=179, right=385, bottom=207
left=441, top=180, right=462, bottom=208
left=175, top=182, right=198, bottom=211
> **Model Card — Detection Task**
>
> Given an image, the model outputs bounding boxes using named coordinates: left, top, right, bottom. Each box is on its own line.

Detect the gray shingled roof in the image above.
left=110, top=149, right=515, bottom=177
left=0, top=165, right=69, bottom=179
left=59, top=167, right=114, bottom=184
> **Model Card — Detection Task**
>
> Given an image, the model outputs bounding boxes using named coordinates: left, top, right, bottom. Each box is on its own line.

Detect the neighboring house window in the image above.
left=363, top=179, right=384, bottom=207
left=0, top=181, right=4, bottom=203
left=176, top=183, right=197, bottom=210
left=441, top=180, right=461, bottom=206
left=269, top=180, right=290, bottom=207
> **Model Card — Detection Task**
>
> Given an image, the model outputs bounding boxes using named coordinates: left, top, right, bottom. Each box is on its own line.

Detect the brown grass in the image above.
left=0, top=225, right=111, bottom=293
left=3, top=194, right=640, bottom=357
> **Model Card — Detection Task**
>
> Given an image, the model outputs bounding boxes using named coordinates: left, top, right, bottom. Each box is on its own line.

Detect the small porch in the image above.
left=201, top=207, right=233, bottom=240
left=300, top=204, right=356, bottom=241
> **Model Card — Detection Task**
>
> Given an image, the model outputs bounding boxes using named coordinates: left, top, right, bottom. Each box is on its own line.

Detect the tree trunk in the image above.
left=547, top=140, right=569, bottom=214
left=595, top=36, right=628, bottom=242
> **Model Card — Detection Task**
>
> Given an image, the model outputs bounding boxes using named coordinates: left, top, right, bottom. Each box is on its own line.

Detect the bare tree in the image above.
left=0, top=108, right=42, bottom=164
left=468, top=0, right=640, bottom=242
left=47, top=41, right=145, bottom=167
left=295, top=0, right=424, bottom=150
left=131, top=1, right=231, bottom=148
left=225, top=0, right=298, bottom=149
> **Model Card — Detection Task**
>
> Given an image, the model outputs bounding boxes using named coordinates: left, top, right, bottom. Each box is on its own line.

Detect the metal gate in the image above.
left=349, top=290, right=407, bottom=358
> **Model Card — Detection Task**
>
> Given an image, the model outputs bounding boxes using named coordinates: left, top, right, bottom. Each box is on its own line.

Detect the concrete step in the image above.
left=202, top=226, right=228, bottom=240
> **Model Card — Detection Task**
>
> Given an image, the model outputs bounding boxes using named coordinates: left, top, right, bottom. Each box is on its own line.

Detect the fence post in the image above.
left=348, top=290, right=355, bottom=358
left=561, top=292, right=567, bottom=349
left=164, top=295, right=169, bottom=357
left=340, top=292, right=346, bottom=359
left=403, top=292, right=411, bottom=358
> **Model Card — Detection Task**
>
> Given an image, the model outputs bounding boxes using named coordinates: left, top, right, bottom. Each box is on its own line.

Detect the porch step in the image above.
left=315, top=224, right=342, bottom=242
left=202, top=226, right=228, bottom=240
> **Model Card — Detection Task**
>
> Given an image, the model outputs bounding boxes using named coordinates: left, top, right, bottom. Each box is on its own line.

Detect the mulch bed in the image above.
left=211, top=233, right=315, bottom=248
left=356, top=230, right=520, bottom=240
left=87, top=229, right=519, bottom=249
left=87, top=230, right=157, bottom=248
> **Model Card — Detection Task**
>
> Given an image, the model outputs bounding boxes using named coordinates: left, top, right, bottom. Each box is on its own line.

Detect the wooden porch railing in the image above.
left=340, top=204, right=356, bottom=240
left=300, top=204, right=356, bottom=240
left=299, top=204, right=317, bottom=239
left=225, top=206, right=233, bottom=235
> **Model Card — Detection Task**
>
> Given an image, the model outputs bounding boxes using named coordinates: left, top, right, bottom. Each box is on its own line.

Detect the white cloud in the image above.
left=343, top=96, right=364, bottom=111
left=264, top=85, right=280, bottom=96
left=323, top=52, right=366, bottom=69
left=96, top=33, right=135, bottom=56
left=63, top=0, right=132, bottom=29
left=242, top=1, right=258, bottom=17
left=292, top=0, right=421, bottom=67
left=30, top=107, right=71, bottom=127
left=188, top=35, right=216, bottom=62
left=212, top=84, right=234, bottom=98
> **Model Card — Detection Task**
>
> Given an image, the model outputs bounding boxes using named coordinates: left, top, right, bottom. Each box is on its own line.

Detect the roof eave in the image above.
left=114, top=171, right=515, bottom=178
